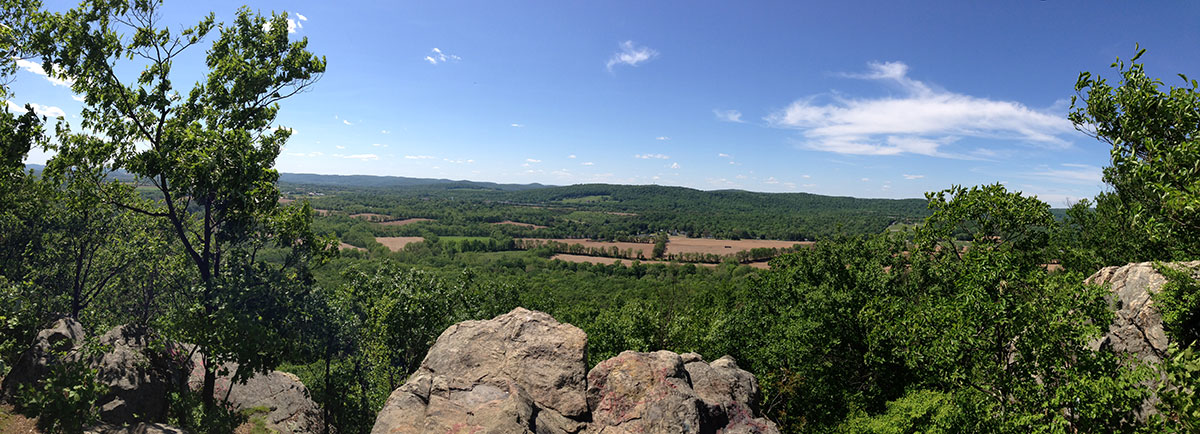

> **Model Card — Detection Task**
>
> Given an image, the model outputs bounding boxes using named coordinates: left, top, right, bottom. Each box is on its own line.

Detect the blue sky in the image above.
left=8, top=1, right=1200, bottom=203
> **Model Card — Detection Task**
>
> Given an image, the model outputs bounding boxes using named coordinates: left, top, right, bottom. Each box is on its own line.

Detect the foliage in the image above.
left=1155, top=344, right=1200, bottom=431
left=1070, top=47, right=1200, bottom=260
left=15, top=343, right=107, bottom=434
left=840, top=389, right=960, bottom=434
left=1154, top=263, right=1200, bottom=347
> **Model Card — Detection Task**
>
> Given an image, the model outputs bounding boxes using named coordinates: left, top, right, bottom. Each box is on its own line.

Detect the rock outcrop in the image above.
left=187, top=360, right=325, bottom=434
left=92, top=325, right=187, bottom=425
left=1087, top=261, right=1200, bottom=420
left=1087, top=261, right=1200, bottom=363
left=371, top=307, right=778, bottom=434
left=1, top=317, right=86, bottom=400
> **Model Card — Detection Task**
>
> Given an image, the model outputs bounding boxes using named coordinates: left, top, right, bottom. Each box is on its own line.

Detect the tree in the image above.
left=1069, top=46, right=1200, bottom=260
left=31, top=0, right=334, bottom=411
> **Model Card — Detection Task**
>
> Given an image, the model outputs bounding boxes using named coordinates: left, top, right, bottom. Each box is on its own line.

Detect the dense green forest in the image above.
left=1, top=1, right=1199, bottom=433
left=289, top=181, right=933, bottom=242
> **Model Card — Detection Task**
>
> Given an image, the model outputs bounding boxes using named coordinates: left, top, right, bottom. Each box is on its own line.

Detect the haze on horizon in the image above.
left=8, top=1, right=1199, bottom=205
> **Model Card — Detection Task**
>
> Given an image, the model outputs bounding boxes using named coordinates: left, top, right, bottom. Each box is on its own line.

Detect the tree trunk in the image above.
left=202, top=354, right=217, bottom=412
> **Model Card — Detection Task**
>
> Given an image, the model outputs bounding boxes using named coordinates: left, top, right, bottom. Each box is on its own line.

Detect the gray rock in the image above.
left=85, top=423, right=189, bottom=434
left=588, top=351, right=779, bottom=434
left=187, top=360, right=325, bottom=434
left=92, top=325, right=186, bottom=425
left=372, top=307, right=589, bottom=434
left=371, top=308, right=777, bottom=433
left=1, top=317, right=85, bottom=401
left=1087, top=261, right=1200, bottom=420
left=587, top=350, right=706, bottom=433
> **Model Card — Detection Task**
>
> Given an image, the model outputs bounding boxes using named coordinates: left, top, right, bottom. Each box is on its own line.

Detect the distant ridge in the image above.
left=278, top=172, right=551, bottom=191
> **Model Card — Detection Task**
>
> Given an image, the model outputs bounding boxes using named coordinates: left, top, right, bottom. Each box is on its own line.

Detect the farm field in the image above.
left=664, top=236, right=811, bottom=255
left=374, top=236, right=426, bottom=251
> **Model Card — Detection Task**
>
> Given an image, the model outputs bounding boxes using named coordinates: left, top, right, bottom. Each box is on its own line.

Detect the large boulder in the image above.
left=371, top=308, right=778, bottom=434
left=372, top=307, right=589, bottom=434
left=1086, top=261, right=1200, bottom=363
left=186, top=360, right=325, bottom=434
left=92, top=325, right=188, bottom=425
left=1087, top=261, right=1200, bottom=420
left=1, top=317, right=85, bottom=401
left=588, top=351, right=778, bottom=434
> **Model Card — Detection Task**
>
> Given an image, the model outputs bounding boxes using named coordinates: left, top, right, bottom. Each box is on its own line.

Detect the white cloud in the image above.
left=335, top=145, right=346, bottom=149
left=296, top=13, right=308, bottom=21
left=713, top=109, right=744, bottom=123
left=669, top=162, right=680, bottom=169
left=568, top=154, right=577, bottom=159
left=764, top=177, right=780, bottom=184
left=606, top=40, right=658, bottom=72
left=343, top=119, right=353, bottom=126
left=425, top=47, right=462, bottom=65
left=1027, top=164, right=1103, bottom=185
left=526, top=158, right=542, bottom=163
left=6, top=100, right=65, bottom=118
left=510, top=123, right=524, bottom=128
left=15, top=59, right=73, bottom=87
left=404, top=155, right=436, bottom=160
left=634, top=153, right=670, bottom=160
left=766, top=61, right=1075, bottom=158
left=656, top=136, right=670, bottom=141
left=381, top=130, right=390, bottom=134
left=902, top=174, right=925, bottom=180
left=802, top=174, right=811, bottom=178
left=581, top=162, right=595, bottom=166
left=717, top=153, right=731, bottom=158
left=343, top=154, right=378, bottom=161
left=71, top=95, right=85, bottom=102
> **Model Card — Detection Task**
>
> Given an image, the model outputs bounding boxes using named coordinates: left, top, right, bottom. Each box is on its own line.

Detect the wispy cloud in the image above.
left=372, top=143, right=387, bottom=147
left=342, top=119, right=353, bottom=126
left=404, top=155, right=437, bottom=160
left=6, top=100, right=65, bottom=118
left=15, top=59, right=73, bottom=87
left=425, top=48, right=461, bottom=65
left=568, top=154, right=577, bottom=159
left=343, top=154, right=378, bottom=161
left=634, top=153, right=670, bottom=160
left=717, top=153, right=732, bottom=158
left=669, top=162, right=681, bottom=169
left=713, top=109, right=744, bottom=123
left=511, top=123, right=524, bottom=128
left=380, top=129, right=390, bottom=134
left=525, top=158, right=542, bottom=163
left=606, top=40, right=658, bottom=72
left=295, top=13, right=308, bottom=21
left=1027, top=164, right=1103, bottom=185
left=765, top=61, right=1075, bottom=158
left=581, top=162, right=595, bottom=166
left=902, top=174, right=925, bottom=180
left=656, top=136, right=670, bottom=141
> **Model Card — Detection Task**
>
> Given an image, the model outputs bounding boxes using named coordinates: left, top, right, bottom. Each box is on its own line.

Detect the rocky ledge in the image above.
left=371, top=307, right=779, bottom=434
